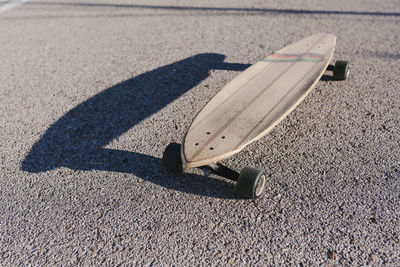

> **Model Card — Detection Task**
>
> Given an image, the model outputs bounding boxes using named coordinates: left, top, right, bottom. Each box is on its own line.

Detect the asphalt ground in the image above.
left=0, top=0, right=399, bottom=265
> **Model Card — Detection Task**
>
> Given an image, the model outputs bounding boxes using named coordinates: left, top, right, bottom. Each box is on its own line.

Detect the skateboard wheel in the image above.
left=333, top=60, right=350, bottom=80
left=235, top=166, right=266, bottom=199
left=162, top=143, right=183, bottom=173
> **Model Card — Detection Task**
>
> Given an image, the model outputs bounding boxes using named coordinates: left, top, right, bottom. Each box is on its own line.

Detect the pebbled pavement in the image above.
left=0, top=0, right=399, bottom=265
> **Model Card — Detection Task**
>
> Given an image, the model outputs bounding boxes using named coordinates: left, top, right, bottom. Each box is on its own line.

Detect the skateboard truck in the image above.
left=162, top=142, right=266, bottom=199
left=200, top=163, right=239, bottom=181
left=200, top=163, right=266, bottom=200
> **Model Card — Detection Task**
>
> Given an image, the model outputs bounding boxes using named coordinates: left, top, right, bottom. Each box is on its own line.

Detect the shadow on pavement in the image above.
left=25, top=2, right=400, bottom=17
left=21, top=53, right=250, bottom=199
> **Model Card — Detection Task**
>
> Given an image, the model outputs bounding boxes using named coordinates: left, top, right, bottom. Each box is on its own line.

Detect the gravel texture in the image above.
left=0, top=0, right=399, bottom=265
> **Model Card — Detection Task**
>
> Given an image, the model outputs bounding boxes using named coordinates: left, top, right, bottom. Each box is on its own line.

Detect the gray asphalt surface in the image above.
left=1, top=0, right=399, bottom=265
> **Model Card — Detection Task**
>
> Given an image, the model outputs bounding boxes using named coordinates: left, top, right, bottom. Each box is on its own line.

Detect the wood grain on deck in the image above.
left=182, top=33, right=336, bottom=167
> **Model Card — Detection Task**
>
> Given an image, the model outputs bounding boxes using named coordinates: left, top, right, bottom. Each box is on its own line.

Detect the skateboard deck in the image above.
left=182, top=33, right=337, bottom=168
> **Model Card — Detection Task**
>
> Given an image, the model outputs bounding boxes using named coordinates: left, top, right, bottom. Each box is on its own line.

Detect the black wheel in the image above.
left=235, top=166, right=266, bottom=199
left=162, top=143, right=183, bottom=173
left=333, top=60, right=350, bottom=80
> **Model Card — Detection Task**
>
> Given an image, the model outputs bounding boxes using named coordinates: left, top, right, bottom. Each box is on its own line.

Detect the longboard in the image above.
left=163, top=33, right=349, bottom=199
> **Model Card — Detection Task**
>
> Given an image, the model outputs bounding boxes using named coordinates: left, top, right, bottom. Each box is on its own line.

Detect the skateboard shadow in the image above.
left=21, top=53, right=250, bottom=199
